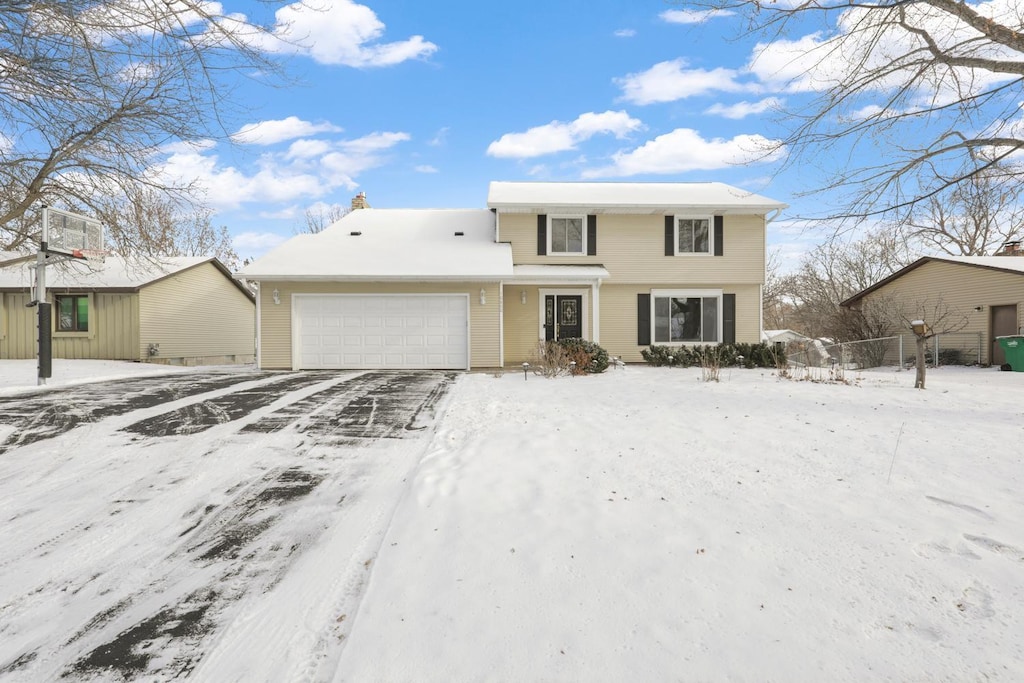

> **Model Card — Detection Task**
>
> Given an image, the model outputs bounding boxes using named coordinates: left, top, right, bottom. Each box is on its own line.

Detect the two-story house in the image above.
left=238, top=181, right=786, bottom=370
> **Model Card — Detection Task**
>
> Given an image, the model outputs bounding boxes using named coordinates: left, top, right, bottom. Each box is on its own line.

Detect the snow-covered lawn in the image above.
left=1, top=360, right=1023, bottom=681
left=340, top=365, right=1024, bottom=682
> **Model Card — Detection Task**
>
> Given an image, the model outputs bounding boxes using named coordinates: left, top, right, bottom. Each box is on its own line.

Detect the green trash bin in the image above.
left=997, top=336, right=1024, bottom=371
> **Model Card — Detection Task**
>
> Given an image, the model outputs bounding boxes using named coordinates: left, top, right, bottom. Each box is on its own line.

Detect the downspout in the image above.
left=255, top=284, right=262, bottom=369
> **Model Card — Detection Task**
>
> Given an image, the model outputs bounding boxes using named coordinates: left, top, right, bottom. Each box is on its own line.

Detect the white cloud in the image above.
left=232, top=116, right=343, bottom=145
left=487, top=111, right=643, bottom=159
left=415, top=165, right=438, bottom=173
left=428, top=127, right=450, bottom=147
left=705, top=97, right=783, bottom=119
left=583, top=128, right=785, bottom=178
left=262, top=0, right=438, bottom=67
left=232, top=231, right=288, bottom=252
left=153, top=131, right=410, bottom=209
left=285, top=139, right=334, bottom=160
left=615, top=59, right=751, bottom=105
left=660, top=9, right=735, bottom=24
left=614, top=29, right=636, bottom=38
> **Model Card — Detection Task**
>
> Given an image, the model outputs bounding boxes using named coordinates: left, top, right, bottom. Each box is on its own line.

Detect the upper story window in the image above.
left=549, top=216, right=585, bottom=255
left=676, top=216, right=711, bottom=254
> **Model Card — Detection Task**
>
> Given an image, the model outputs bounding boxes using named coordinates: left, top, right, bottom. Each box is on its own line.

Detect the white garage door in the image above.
left=293, top=294, right=469, bottom=370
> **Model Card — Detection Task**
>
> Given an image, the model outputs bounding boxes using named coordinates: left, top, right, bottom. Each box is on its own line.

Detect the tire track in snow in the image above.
left=0, top=370, right=277, bottom=454
left=44, top=371, right=456, bottom=682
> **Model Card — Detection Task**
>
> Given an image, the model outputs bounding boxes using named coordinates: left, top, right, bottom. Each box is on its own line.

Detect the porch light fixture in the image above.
left=479, top=288, right=486, bottom=305
left=272, top=288, right=280, bottom=305
left=520, top=290, right=527, bottom=305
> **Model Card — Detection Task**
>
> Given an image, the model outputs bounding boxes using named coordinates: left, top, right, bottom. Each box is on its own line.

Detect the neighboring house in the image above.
left=0, top=255, right=255, bottom=365
left=238, top=181, right=787, bottom=370
left=840, top=255, right=1024, bottom=366
left=762, top=329, right=810, bottom=345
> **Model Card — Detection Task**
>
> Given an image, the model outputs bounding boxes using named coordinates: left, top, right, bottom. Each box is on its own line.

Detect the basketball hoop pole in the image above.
left=36, top=206, right=51, bottom=385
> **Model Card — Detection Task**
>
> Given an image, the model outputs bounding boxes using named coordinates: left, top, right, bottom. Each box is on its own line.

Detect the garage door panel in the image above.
left=295, top=294, right=468, bottom=369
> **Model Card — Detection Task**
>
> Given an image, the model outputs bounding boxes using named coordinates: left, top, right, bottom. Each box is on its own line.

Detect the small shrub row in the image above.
left=641, top=342, right=783, bottom=368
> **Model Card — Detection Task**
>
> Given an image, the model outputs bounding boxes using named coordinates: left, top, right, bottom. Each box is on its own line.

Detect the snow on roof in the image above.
left=487, top=181, right=787, bottom=214
left=0, top=255, right=214, bottom=290
left=238, top=209, right=513, bottom=281
left=934, top=255, right=1024, bottom=274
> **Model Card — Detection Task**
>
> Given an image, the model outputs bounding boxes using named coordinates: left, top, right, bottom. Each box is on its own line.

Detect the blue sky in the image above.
left=161, top=0, right=835, bottom=264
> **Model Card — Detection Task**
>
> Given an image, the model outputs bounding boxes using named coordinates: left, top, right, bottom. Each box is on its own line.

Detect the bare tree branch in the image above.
left=0, top=1, right=288, bottom=252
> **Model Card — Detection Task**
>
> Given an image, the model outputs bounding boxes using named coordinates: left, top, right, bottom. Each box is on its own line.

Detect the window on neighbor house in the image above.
left=56, top=294, right=89, bottom=332
left=549, top=216, right=585, bottom=254
left=677, top=217, right=711, bottom=254
left=653, top=293, right=720, bottom=343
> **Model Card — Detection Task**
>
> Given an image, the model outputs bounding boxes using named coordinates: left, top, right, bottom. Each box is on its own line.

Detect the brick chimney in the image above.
left=350, top=191, right=371, bottom=210
left=995, top=240, right=1023, bottom=256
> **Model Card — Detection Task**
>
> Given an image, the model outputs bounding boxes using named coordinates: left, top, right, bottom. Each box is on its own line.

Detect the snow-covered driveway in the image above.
left=0, top=369, right=455, bottom=681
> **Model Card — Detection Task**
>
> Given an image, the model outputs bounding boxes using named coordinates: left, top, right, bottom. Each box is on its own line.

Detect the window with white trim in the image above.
left=676, top=216, right=711, bottom=254
left=653, top=291, right=721, bottom=343
left=549, top=216, right=585, bottom=254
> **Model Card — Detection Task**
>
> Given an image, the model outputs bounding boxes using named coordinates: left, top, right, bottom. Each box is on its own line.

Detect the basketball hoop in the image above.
left=71, top=248, right=107, bottom=264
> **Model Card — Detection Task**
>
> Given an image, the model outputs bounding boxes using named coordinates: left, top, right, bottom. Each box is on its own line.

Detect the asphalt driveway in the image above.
left=0, top=368, right=456, bottom=681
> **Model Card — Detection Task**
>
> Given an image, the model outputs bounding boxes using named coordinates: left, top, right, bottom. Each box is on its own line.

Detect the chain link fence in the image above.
left=783, top=332, right=985, bottom=370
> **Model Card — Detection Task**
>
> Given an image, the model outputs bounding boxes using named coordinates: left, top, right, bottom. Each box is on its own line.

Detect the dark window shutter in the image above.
left=714, top=215, right=724, bottom=256
left=637, top=294, right=651, bottom=346
left=587, top=215, right=597, bottom=256
left=664, top=216, right=674, bottom=256
left=537, top=215, right=547, bottom=255
left=723, top=293, right=736, bottom=344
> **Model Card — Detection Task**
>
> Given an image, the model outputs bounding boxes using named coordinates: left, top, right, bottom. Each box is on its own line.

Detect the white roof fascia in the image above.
left=237, top=274, right=509, bottom=282
left=508, top=265, right=610, bottom=284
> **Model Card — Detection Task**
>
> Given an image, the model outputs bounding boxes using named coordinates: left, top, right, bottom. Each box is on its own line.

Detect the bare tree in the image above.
left=296, top=202, right=349, bottom=235
left=694, top=0, right=1024, bottom=222
left=900, top=166, right=1024, bottom=255
left=95, top=188, right=239, bottom=269
left=763, top=248, right=786, bottom=330
left=0, top=1, right=284, bottom=253
left=900, top=301, right=970, bottom=388
left=781, top=228, right=917, bottom=340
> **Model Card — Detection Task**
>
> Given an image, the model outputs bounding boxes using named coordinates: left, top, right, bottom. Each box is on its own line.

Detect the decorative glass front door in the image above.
left=544, top=295, right=583, bottom=341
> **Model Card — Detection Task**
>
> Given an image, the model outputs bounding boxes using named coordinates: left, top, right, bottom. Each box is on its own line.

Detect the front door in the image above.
left=991, top=304, right=1019, bottom=366
left=544, top=295, right=583, bottom=341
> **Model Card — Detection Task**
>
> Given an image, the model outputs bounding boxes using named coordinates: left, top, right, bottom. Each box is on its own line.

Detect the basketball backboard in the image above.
left=43, top=206, right=105, bottom=256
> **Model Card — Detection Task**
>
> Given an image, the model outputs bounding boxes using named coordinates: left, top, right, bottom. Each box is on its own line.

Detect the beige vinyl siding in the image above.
left=502, top=285, right=596, bottom=364
left=500, top=213, right=766, bottom=284
left=139, top=262, right=255, bottom=364
left=500, top=283, right=761, bottom=365
left=596, top=283, right=762, bottom=364
left=0, top=293, right=36, bottom=359
left=0, top=291, right=140, bottom=360
left=503, top=285, right=543, bottom=364
left=258, top=281, right=500, bottom=370
left=859, top=260, right=1024, bottom=365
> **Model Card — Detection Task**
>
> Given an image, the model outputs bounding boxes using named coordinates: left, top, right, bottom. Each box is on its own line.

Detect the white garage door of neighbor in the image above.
left=294, top=294, right=469, bottom=370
